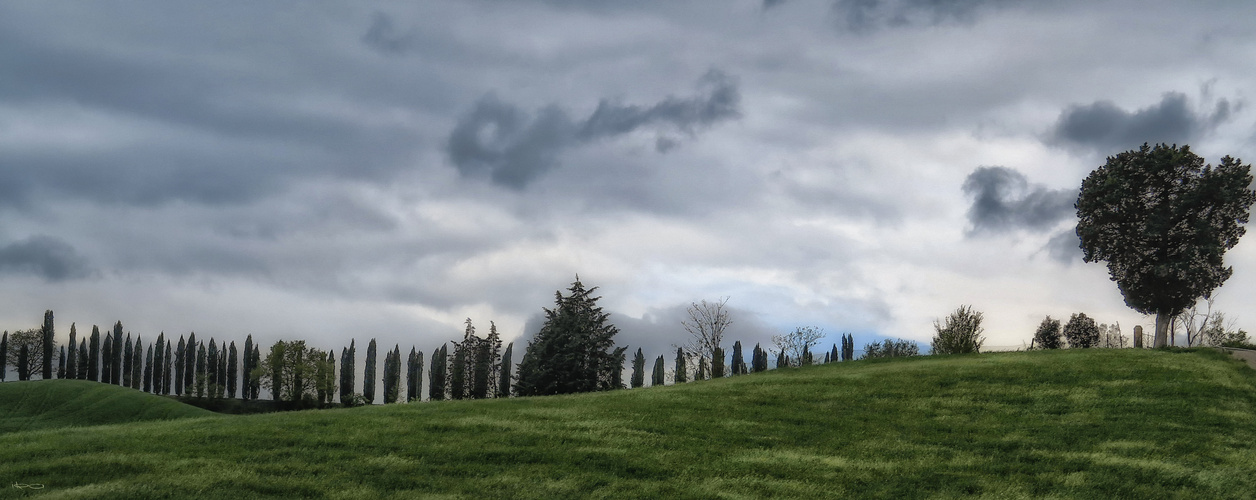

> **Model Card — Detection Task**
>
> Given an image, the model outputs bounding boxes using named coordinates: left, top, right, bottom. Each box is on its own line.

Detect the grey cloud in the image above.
left=0, top=236, right=94, bottom=282
left=1045, top=229, right=1082, bottom=264
left=833, top=0, right=1013, bottom=32
left=962, top=166, right=1075, bottom=235
left=762, top=0, right=788, bottom=9
left=447, top=70, right=740, bottom=189
left=1050, top=92, right=1234, bottom=152
left=363, top=12, right=414, bottom=55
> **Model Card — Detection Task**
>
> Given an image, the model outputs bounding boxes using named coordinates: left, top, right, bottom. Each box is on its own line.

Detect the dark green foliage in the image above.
left=364, top=339, right=377, bottom=404
left=611, top=347, right=626, bottom=389
left=41, top=310, right=54, bottom=380
left=66, top=324, right=77, bottom=380
left=776, top=351, right=786, bottom=369
left=407, top=347, right=420, bottom=402
left=123, top=334, right=134, bottom=387
left=88, top=326, right=100, bottom=382
left=630, top=348, right=645, bottom=388
left=174, top=336, right=185, bottom=396
left=1076, top=143, right=1256, bottom=346
left=931, top=305, right=985, bottom=355
left=8, top=329, right=49, bottom=381
left=711, top=346, right=725, bottom=378
left=429, top=344, right=447, bottom=401
left=801, top=346, right=812, bottom=366
left=0, top=331, right=6, bottom=382
left=131, top=336, right=142, bottom=390
left=257, top=340, right=330, bottom=403
left=227, top=342, right=238, bottom=399
left=651, top=355, right=664, bottom=386
left=196, top=343, right=207, bottom=398
left=384, top=345, right=401, bottom=404
left=102, top=333, right=113, bottom=384
left=842, top=333, right=855, bottom=361
left=1063, top=313, right=1100, bottom=349
left=1033, top=316, right=1063, bottom=349
left=242, top=335, right=254, bottom=400
left=249, top=345, right=261, bottom=400
left=731, top=341, right=746, bottom=375
left=751, top=343, right=768, bottom=373
left=863, top=338, right=920, bottom=358
left=78, top=340, right=88, bottom=380
left=339, top=339, right=354, bottom=404
left=112, top=322, right=124, bottom=386
left=183, top=332, right=196, bottom=395
left=143, top=345, right=153, bottom=393
left=163, top=343, right=172, bottom=394
left=674, top=348, right=687, bottom=384
left=497, top=343, right=512, bottom=398
left=207, top=339, right=218, bottom=397
left=514, top=277, right=624, bottom=396
left=696, top=357, right=707, bottom=381
left=57, top=346, right=66, bottom=379
left=19, top=344, right=29, bottom=380
left=153, top=333, right=164, bottom=393
left=325, top=352, right=336, bottom=405
left=450, top=339, right=466, bottom=400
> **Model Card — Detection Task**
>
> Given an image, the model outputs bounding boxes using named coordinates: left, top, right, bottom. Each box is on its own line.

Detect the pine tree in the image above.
left=228, top=342, right=238, bottom=398
left=712, top=346, right=725, bottom=378
left=174, top=336, right=186, bottom=396
left=144, top=345, right=154, bottom=392
left=111, top=322, right=124, bottom=385
left=66, top=324, right=77, bottom=380
left=363, top=338, right=377, bottom=404
left=652, top=355, right=664, bottom=386
left=429, top=344, right=447, bottom=401
left=497, top=343, right=512, bottom=398
left=195, top=343, right=207, bottom=398
left=514, top=277, right=624, bottom=396
left=731, top=341, right=746, bottom=375
left=0, top=331, right=7, bottom=382
left=41, top=310, right=54, bottom=380
left=630, top=348, right=645, bottom=388
left=674, top=347, right=687, bottom=384
left=78, top=340, right=88, bottom=380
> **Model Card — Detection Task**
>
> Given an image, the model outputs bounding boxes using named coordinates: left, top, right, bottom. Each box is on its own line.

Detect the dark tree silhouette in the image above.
left=514, top=277, right=623, bottom=396
left=174, top=336, right=186, bottom=396
left=363, top=339, right=377, bottom=404
left=228, top=342, right=238, bottom=399
left=41, top=310, right=54, bottom=380
left=630, top=348, right=645, bottom=388
left=497, top=343, right=512, bottom=398
left=66, top=324, right=77, bottom=380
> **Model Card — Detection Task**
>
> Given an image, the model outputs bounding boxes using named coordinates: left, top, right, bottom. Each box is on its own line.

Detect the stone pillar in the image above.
left=1134, top=325, right=1143, bottom=348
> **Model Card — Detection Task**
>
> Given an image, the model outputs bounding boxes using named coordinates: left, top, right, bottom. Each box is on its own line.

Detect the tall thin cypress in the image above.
left=674, top=348, right=687, bottom=384
left=630, top=348, right=645, bottom=388
left=132, top=335, right=143, bottom=389
left=183, top=332, right=196, bottom=395
left=144, top=345, right=154, bottom=392
left=88, top=326, right=101, bottom=382
left=652, top=355, right=664, bottom=386
left=111, top=322, right=123, bottom=385
left=57, top=346, right=66, bottom=379
left=174, top=336, right=186, bottom=396
left=66, top=324, right=77, bottom=380
left=250, top=345, right=261, bottom=400
left=195, top=343, right=207, bottom=398
left=228, top=342, right=238, bottom=399
left=429, top=344, right=447, bottom=401
left=216, top=354, right=226, bottom=399
left=102, top=332, right=113, bottom=384
left=363, top=338, right=377, bottom=404
left=242, top=335, right=254, bottom=400
left=18, top=344, right=29, bottom=381
left=339, top=346, right=350, bottom=403
left=384, top=345, right=401, bottom=404
left=154, top=333, right=165, bottom=394
left=163, top=342, right=172, bottom=394
left=450, top=343, right=466, bottom=400
left=325, top=352, right=336, bottom=405
left=732, top=341, right=746, bottom=375
left=41, top=310, right=54, bottom=380
left=712, top=346, right=725, bottom=378
left=78, top=340, right=88, bottom=380
left=123, top=333, right=133, bottom=387
left=497, top=342, right=512, bottom=398
left=208, top=339, right=219, bottom=397
left=0, top=331, right=7, bottom=382
left=406, top=347, right=419, bottom=402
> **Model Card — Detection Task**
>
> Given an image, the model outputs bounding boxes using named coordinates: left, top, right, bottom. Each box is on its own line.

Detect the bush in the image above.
left=862, top=339, right=920, bottom=359
left=931, top=305, right=985, bottom=354
left=1063, top=313, right=1100, bottom=348
left=1032, top=316, right=1063, bottom=349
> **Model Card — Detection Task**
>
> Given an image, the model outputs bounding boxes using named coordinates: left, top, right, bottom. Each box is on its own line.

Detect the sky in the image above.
left=2, top=0, right=1256, bottom=361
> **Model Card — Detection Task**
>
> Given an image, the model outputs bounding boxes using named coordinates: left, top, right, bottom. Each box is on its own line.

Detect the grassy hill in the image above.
left=0, top=379, right=216, bottom=435
left=3, top=348, right=1256, bottom=498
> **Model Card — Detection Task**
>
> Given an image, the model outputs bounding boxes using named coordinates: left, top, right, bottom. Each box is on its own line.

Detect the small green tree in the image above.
left=1033, top=316, right=1063, bottom=349
left=0, top=331, right=7, bottom=382
left=674, top=347, right=687, bottom=384
left=514, top=277, right=624, bottom=396
left=630, top=348, right=645, bottom=388
left=363, top=338, right=377, bottom=404
left=497, top=343, right=512, bottom=398
left=711, top=346, right=725, bottom=378
left=41, top=310, right=54, bottom=380
left=651, top=355, right=665, bottom=386
left=66, top=324, right=77, bottom=380
left=1063, top=313, right=1100, bottom=348
left=731, top=341, right=747, bottom=375
left=931, top=305, right=985, bottom=355
left=429, top=344, right=447, bottom=401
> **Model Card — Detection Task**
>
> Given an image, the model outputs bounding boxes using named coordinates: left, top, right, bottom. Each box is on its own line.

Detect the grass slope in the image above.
left=3, top=349, right=1256, bottom=498
left=0, top=379, right=216, bottom=435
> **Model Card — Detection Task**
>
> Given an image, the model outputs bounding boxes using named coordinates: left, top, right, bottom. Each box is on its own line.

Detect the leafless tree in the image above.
left=772, top=326, right=825, bottom=367
left=678, top=297, right=732, bottom=367
left=4, top=328, right=50, bottom=380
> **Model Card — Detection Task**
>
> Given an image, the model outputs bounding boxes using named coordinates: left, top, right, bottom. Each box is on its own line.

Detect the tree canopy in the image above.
left=1076, top=143, right=1256, bottom=346
left=514, top=277, right=623, bottom=396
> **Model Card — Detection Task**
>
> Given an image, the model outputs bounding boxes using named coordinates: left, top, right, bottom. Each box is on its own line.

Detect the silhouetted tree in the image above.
left=674, top=348, right=687, bottom=384
left=89, top=326, right=101, bottom=382
left=153, top=333, right=165, bottom=393
left=679, top=298, right=732, bottom=374
left=41, top=310, right=54, bottom=380
left=174, top=336, right=186, bottom=396
left=1063, top=313, right=1101, bottom=348
left=450, top=340, right=466, bottom=400
left=931, top=306, right=985, bottom=354
left=66, top=324, right=77, bottom=380
left=242, top=335, right=254, bottom=400
left=652, top=355, right=665, bottom=386
left=1033, top=316, right=1064, bottom=350
left=228, top=342, right=238, bottom=399
left=429, top=344, right=447, bottom=401
left=1077, top=144, right=1256, bottom=347
left=407, top=347, right=422, bottom=402
left=111, top=322, right=123, bottom=385
left=249, top=344, right=261, bottom=400
left=183, top=332, right=196, bottom=395
left=497, top=342, right=512, bottom=399
left=195, top=342, right=207, bottom=397
left=752, top=343, right=768, bottom=372
left=143, top=345, right=153, bottom=392
left=207, top=339, right=219, bottom=397
left=18, top=344, right=29, bottom=381
left=123, top=333, right=133, bottom=387
left=630, top=348, right=645, bottom=388
left=7, top=329, right=48, bottom=380
left=339, top=339, right=355, bottom=404
left=78, top=340, right=88, bottom=380
left=132, top=335, right=143, bottom=390
left=325, top=351, right=336, bottom=405
left=711, top=346, right=725, bottom=378
left=163, top=342, right=172, bottom=394
left=363, top=338, right=377, bottom=404
left=0, top=331, right=6, bottom=382
left=731, top=341, right=747, bottom=375
left=514, top=277, right=624, bottom=396
left=57, top=346, right=66, bottom=379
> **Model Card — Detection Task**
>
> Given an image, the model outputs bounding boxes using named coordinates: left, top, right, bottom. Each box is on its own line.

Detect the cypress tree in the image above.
left=174, top=336, right=186, bottom=396
left=407, top=347, right=421, bottom=402
left=611, top=347, right=626, bottom=389
left=292, top=345, right=305, bottom=403
left=183, top=332, right=196, bottom=395
left=471, top=337, right=491, bottom=399
left=111, top=322, right=124, bottom=385
left=450, top=343, right=466, bottom=400
left=123, top=333, right=133, bottom=387
left=363, top=338, right=377, bottom=404
left=163, top=342, right=172, bottom=394
left=630, top=348, right=645, bottom=388
left=386, top=345, right=402, bottom=404
left=674, top=347, right=687, bottom=384
left=18, top=344, right=29, bottom=381
left=154, top=334, right=165, bottom=394
left=269, top=341, right=285, bottom=402
left=228, top=342, right=238, bottom=399
left=57, top=346, right=66, bottom=379
left=144, top=345, right=153, bottom=393
left=132, top=335, right=143, bottom=389
left=78, top=340, right=88, bottom=380
left=196, top=343, right=207, bottom=398
left=712, top=346, right=725, bottom=378
left=66, top=324, right=77, bottom=380
left=497, top=343, right=512, bottom=398
left=652, top=355, right=664, bottom=386
left=802, top=345, right=812, bottom=366
left=41, top=310, right=54, bottom=380
left=325, top=352, right=336, bottom=405
left=429, top=344, right=446, bottom=401
left=208, top=339, right=219, bottom=397
left=0, top=331, right=6, bottom=382
left=250, top=345, right=261, bottom=400
left=88, top=326, right=101, bottom=382
left=731, top=341, right=746, bottom=375
left=242, top=335, right=254, bottom=400
left=697, top=357, right=708, bottom=381
left=339, top=346, right=350, bottom=403
left=102, top=332, right=113, bottom=384
left=216, top=353, right=226, bottom=398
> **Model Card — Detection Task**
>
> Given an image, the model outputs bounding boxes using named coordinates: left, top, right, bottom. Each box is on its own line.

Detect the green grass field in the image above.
left=0, top=379, right=213, bottom=435
left=3, top=348, right=1256, bottom=498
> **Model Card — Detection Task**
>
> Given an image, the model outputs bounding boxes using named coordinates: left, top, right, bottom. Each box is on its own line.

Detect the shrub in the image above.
left=1032, top=316, right=1063, bottom=349
left=1062, top=313, right=1100, bottom=348
left=863, top=339, right=920, bottom=359
left=931, top=305, right=985, bottom=354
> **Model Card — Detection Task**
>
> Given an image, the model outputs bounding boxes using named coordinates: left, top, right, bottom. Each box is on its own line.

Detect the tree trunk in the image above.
left=1154, top=312, right=1170, bottom=347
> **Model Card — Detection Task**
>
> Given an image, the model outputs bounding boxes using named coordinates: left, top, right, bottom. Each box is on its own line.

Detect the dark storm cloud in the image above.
left=832, top=0, right=1014, bottom=32
left=447, top=70, right=741, bottom=189
left=962, top=166, right=1075, bottom=235
left=1050, top=92, right=1234, bottom=152
left=0, top=236, right=94, bottom=282
left=1045, top=229, right=1082, bottom=264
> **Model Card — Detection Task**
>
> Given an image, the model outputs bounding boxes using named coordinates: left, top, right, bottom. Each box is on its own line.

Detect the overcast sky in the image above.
left=3, top=0, right=1255, bottom=360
